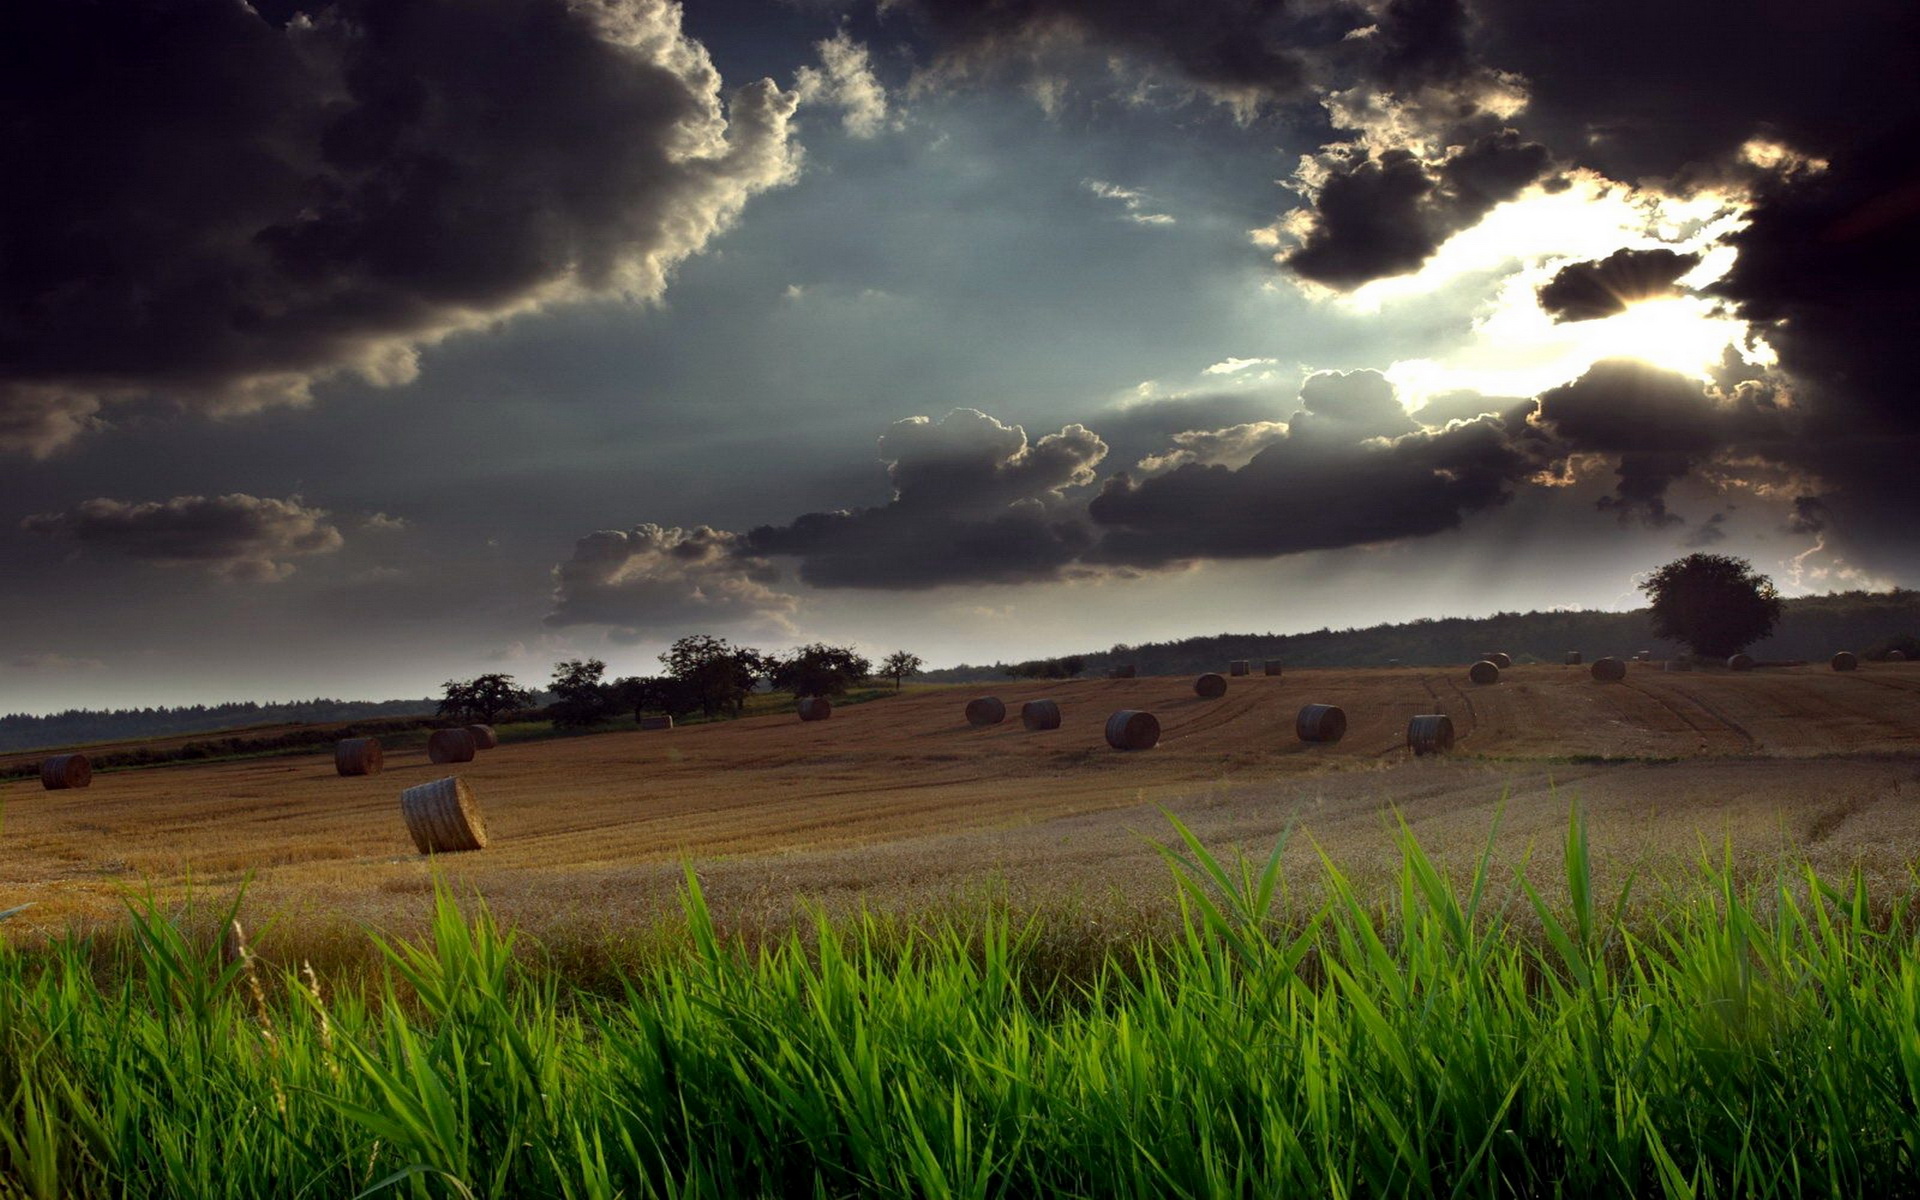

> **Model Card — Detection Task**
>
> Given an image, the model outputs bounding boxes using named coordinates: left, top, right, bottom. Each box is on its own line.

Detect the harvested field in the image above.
left=4, top=664, right=1919, bottom=941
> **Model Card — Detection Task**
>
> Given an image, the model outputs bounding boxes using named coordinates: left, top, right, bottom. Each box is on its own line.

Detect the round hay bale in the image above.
left=1021, top=699, right=1062, bottom=730
left=1263, top=660, right=1283, bottom=676
left=427, top=728, right=476, bottom=765
left=638, top=714, right=674, bottom=731
left=39, top=753, right=91, bottom=791
left=1591, top=657, right=1626, bottom=682
left=1890, top=649, right=1908, bottom=662
left=1467, top=660, right=1501, bottom=685
left=399, top=776, right=488, bottom=854
left=1406, top=714, right=1455, bottom=756
left=1565, top=651, right=1582, bottom=666
left=1482, top=652, right=1513, bottom=670
left=965, top=696, right=1007, bottom=727
left=797, top=696, right=832, bottom=722
left=465, top=724, right=498, bottom=750
left=1664, top=658, right=1694, bottom=672
left=1296, top=704, right=1347, bottom=743
left=1228, top=660, right=1250, bottom=677
left=1831, top=651, right=1859, bottom=672
left=1727, top=653, right=1755, bottom=671
left=1109, top=664, right=1138, bottom=679
left=1194, top=672, right=1228, bottom=699
left=334, top=737, right=383, bottom=777
left=1104, top=709, right=1160, bottom=750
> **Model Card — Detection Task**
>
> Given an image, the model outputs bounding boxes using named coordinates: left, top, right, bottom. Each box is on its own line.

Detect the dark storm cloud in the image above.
left=1086, top=405, right=1534, bottom=567
left=1536, top=248, right=1702, bottom=322
left=744, top=410, right=1107, bottom=588
left=0, top=0, right=799, bottom=456
left=545, top=524, right=797, bottom=638
left=1531, top=360, right=1790, bottom=529
left=21, top=494, right=344, bottom=582
left=1283, top=130, right=1552, bottom=288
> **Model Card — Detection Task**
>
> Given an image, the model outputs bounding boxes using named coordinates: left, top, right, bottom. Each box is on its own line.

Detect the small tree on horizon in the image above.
left=880, top=650, right=923, bottom=692
left=438, top=673, right=536, bottom=725
left=1640, top=553, right=1785, bottom=658
left=772, top=643, right=872, bottom=698
left=548, top=658, right=615, bottom=728
left=661, top=634, right=768, bottom=717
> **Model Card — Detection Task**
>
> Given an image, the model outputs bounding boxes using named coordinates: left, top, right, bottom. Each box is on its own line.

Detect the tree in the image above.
left=771, top=643, right=872, bottom=697
left=880, top=650, right=923, bottom=692
left=549, top=658, right=614, bottom=728
left=438, top=673, right=535, bottom=724
left=1640, top=553, right=1785, bottom=658
left=613, top=674, right=699, bottom=720
left=660, top=634, right=768, bottom=717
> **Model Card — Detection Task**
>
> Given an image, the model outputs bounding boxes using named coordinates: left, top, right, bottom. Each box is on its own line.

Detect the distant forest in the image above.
left=923, top=590, right=1920, bottom=683
left=0, top=697, right=437, bottom=754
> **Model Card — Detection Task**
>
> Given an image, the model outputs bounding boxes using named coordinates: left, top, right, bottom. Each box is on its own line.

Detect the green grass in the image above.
left=4, top=807, right=1920, bottom=1198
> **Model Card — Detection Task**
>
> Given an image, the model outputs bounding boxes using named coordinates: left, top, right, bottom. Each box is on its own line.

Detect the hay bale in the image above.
left=1831, top=651, right=1859, bottom=672
left=1591, top=657, right=1626, bottom=682
left=399, top=776, right=488, bottom=854
left=1228, top=660, right=1250, bottom=677
left=1467, top=660, right=1501, bottom=685
left=638, top=715, right=674, bottom=730
left=1194, top=673, right=1228, bottom=699
left=465, top=724, right=498, bottom=750
left=1109, top=664, right=1138, bottom=679
left=334, top=737, right=383, bottom=777
left=1565, top=651, right=1582, bottom=666
left=1021, top=699, right=1062, bottom=730
left=797, top=696, right=832, bottom=722
left=1727, top=653, right=1755, bottom=671
left=1296, top=703, right=1347, bottom=743
left=1482, top=652, right=1513, bottom=670
left=1104, top=709, right=1160, bottom=750
left=1890, top=650, right=1908, bottom=662
left=1263, top=660, right=1283, bottom=676
left=1406, top=714, right=1455, bottom=755
left=427, top=728, right=476, bottom=764
left=965, top=696, right=1007, bottom=726
left=39, top=753, right=91, bottom=791
left=1664, top=658, right=1694, bottom=672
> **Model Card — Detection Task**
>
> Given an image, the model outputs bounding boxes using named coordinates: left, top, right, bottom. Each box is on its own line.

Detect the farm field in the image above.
left=4, top=663, right=1920, bottom=941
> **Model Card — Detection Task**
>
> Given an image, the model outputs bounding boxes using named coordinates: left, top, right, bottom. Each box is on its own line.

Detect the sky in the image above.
left=2, top=0, right=1917, bottom=714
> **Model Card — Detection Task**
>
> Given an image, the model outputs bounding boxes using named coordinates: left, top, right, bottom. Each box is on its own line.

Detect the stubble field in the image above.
left=4, top=662, right=1919, bottom=944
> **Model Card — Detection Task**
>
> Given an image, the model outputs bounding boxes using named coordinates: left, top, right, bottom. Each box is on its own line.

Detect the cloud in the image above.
left=897, top=0, right=1329, bottom=115
left=9, top=653, right=107, bottom=674
left=1281, top=129, right=1553, bottom=288
left=360, top=512, right=409, bottom=533
left=795, top=30, right=891, bottom=137
left=1087, top=396, right=1536, bottom=568
left=1536, top=248, right=1702, bottom=321
left=0, top=0, right=800, bottom=455
left=1530, top=359, right=1790, bottom=528
left=1683, top=511, right=1727, bottom=548
left=744, top=409, right=1108, bottom=588
left=545, top=524, right=798, bottom=639
left=21, top=494, right=345, bottom=582
left=1086, top=180, right=1176, bottom=225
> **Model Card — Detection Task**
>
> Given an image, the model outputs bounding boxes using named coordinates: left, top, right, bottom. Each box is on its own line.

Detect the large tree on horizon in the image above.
left=1640, top=553, right=1785, bottom=658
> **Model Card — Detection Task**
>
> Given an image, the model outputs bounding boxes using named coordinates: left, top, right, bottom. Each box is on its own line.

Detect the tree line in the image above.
left=438, top=638, right=925, bottom=729
left=0, top=697, right=436, bottom=755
